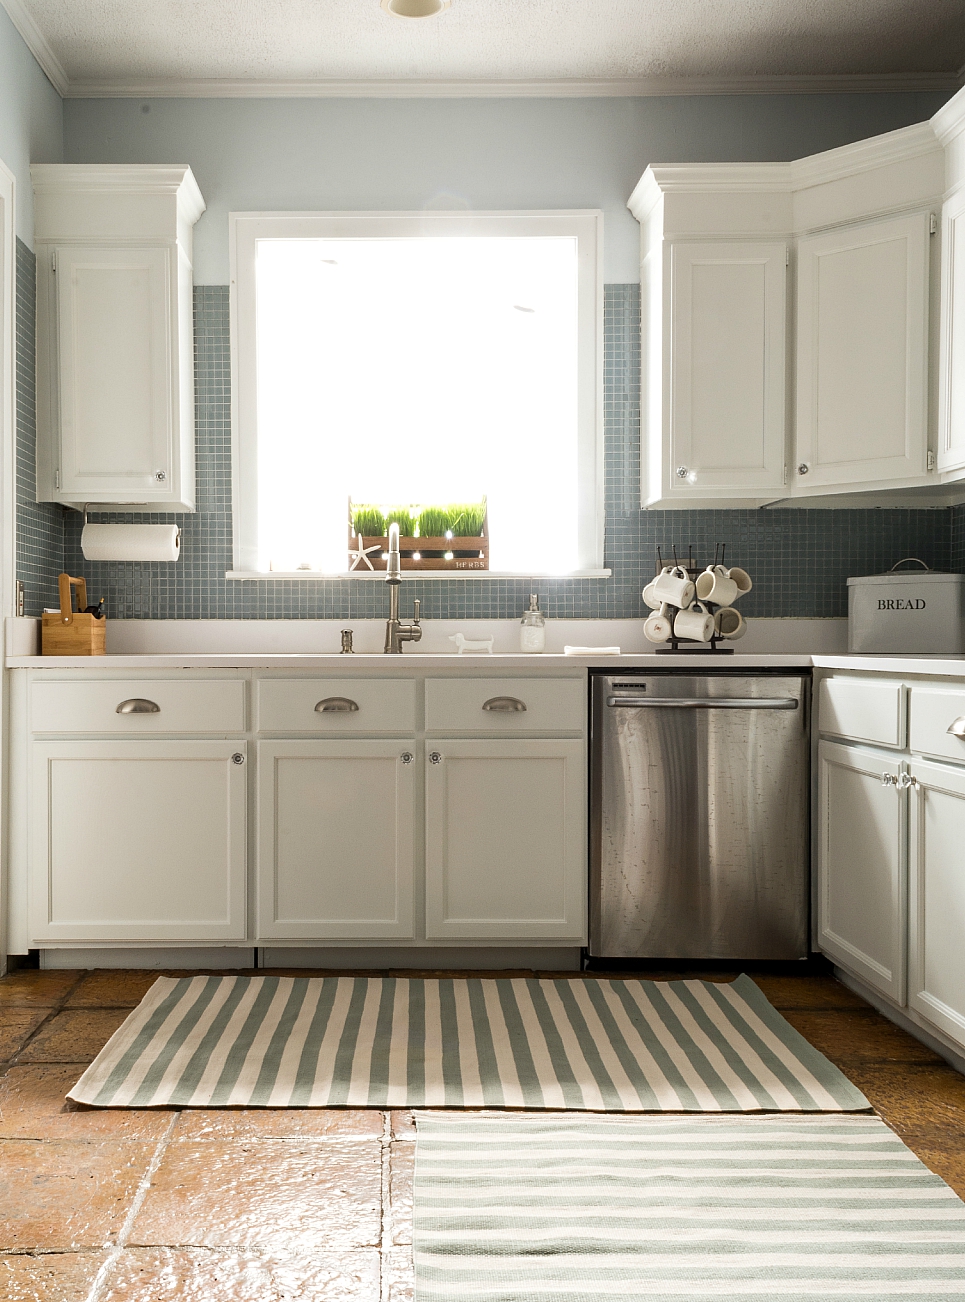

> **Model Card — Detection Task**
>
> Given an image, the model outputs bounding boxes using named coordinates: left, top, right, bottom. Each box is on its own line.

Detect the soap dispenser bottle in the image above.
left=520, top=593, right=546, bottom=653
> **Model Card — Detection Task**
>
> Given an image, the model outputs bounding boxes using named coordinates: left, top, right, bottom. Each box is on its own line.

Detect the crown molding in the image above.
left=30, top=164, right=206, bottom=223
left=59, top=70, right=965, bottom=100
left=0, top=0, right=68, bottom=96
left=789, top=120, right=942, bottom=189
left=932, top=82, right=965, bottom=144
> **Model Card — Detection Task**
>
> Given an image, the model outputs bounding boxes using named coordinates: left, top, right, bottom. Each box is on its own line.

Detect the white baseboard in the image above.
left=40, top=947, right=257, bottom=970
left=258, top=946, right=582, bottom=970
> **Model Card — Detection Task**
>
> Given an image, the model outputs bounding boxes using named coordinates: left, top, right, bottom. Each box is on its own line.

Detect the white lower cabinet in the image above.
left=29, top=740, right=247, bottom=943
left=256, top=740, right=415, bottom=940
left=817, top=740, right=907, bottom=1003
left=425, top=739, right=585, bottom=941
left=908, top=758, right=965, bottom=1045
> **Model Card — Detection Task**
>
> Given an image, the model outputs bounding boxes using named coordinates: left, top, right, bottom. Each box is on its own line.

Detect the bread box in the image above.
left=847, top=560, right=965, bottom=654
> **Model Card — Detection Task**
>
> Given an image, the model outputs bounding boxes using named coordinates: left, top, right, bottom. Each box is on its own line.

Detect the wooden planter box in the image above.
left=349, top=533, right=489, bottom=572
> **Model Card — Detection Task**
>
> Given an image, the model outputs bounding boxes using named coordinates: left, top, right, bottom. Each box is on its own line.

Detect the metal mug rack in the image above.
left=652, top=544, right=736, bottom=655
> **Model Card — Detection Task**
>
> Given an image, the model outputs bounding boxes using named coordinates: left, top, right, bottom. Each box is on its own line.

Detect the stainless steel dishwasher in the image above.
left=590, top=671, right=810, bottom=960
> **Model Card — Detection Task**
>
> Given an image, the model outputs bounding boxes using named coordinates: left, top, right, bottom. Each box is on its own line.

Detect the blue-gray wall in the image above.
left=15, top=89, right=962, bottom=619
left=63, top=92, right=951, bottom=285
left=0, top=4, right=62, bottom=240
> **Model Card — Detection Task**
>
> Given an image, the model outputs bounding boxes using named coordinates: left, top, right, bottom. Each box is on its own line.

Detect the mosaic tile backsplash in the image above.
left=15, top=268, right=957, bottom=621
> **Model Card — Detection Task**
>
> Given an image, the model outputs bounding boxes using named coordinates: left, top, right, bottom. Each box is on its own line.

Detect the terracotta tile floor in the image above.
left=0, top=966, right=962, bottom=1301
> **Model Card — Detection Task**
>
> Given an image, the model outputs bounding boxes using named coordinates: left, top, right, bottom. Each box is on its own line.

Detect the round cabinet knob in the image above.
left=154, top=470, right=167, bottom=483
left=400, top=752, right=413, bottom=765
left=880, top=772, right=897, bottom=787
left=675, top=466, right=688, bottom=479
left=797, top=463, right=809, bottom=475
left=232, top=753, right=245, bottom=765
left=429, top=751, right=443, bottom=765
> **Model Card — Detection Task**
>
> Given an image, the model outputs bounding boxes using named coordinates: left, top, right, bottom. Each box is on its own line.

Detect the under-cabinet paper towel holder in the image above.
left=76, top=505, right=182, bottom=563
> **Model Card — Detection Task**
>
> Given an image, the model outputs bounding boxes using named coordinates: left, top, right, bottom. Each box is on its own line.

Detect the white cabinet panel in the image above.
left=938, top=187, right=965, bottom=472
left=908, top=758, right=965, bottom=1049
left=795, top=211, right=930, bottom=491
left=257, top=741, right=414, bottom=940
left=817, top=740, right=906, bottom=1003
left=56, top=245, right=174, bottom=501
left=30, top=741, right=246, bottom=943
left=31, top=679, right=246, bottom=735
left=425, top=677, right=584, bottom=734
left=819, top=677, right=906, bottom=748
left=425, top=739, right=585, bottom=941
left=909, top=686, right=965, bottom=765
left=257, top=679, right=415, bottom=734
left=665, top=242, right=787, bottom=498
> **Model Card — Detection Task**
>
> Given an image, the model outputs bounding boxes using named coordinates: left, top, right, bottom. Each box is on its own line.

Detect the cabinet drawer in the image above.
left=31, top=680, right=246, bottom=735
left=818, top=677, right=905, bottom=748
left=425, top=678, right=585, bottom=734
left=910, top=687, right=965, bottom=765
left=257, top=679, right=415, bottom=733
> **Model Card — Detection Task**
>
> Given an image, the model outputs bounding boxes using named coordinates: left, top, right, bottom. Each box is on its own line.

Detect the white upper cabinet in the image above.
left=32, top=166, right=205, bottom=510
left=630, top=168, right=791, bottom=508
left=630, top=120, right=948, bottom=508
left=935, top=87, right=965, bottom=475
left=795, top=210, right=930, bottom=492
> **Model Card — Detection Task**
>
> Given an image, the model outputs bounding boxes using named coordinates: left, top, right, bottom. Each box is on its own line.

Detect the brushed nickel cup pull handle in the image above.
left=482, top=696, right=527, bottom=712
left=116, top=698, right=160, bottom=714
left=315, top=697, right=360, bottom=713
left=947, top=716, right=965, bottom=739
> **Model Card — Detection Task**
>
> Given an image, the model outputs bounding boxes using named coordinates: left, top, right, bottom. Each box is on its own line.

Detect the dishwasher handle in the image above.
left=606, top=696, right=798, bottom=710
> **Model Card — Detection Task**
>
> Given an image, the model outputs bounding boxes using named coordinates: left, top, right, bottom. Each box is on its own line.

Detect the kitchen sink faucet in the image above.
left=384, top=522, right=422, bottom=653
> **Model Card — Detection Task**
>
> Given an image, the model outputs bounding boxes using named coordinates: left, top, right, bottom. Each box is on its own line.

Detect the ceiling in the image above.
left=4, top=0, right=965, bottom=99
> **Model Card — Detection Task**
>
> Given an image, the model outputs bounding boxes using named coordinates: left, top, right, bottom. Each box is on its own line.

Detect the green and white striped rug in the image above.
left=413, top=1113, right=965, bottom=1300
left=68, top=973, right=868, bottom=1111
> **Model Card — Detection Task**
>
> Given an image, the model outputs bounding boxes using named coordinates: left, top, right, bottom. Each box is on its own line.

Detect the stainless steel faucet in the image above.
left=384, top=522, right=423, bottom=653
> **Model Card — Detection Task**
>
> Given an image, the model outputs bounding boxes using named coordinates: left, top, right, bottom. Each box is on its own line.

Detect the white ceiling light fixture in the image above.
left=380, top=0, right=451, bottom=17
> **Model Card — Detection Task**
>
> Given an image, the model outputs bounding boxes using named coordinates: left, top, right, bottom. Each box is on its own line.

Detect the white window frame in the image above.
left=228, top=209, right=605, bottom=577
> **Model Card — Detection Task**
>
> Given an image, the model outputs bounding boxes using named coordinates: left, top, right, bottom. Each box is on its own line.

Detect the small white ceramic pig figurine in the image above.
left=449, top=632, right=495, bottom=655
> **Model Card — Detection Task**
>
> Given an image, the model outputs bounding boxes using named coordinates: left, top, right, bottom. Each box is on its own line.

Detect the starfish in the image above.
left=347, top=535, right=383, bottom=572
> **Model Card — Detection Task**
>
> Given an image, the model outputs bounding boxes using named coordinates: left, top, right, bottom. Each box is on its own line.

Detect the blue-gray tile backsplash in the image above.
left=16, top=267, right=958, bottom=620
left=15, top=241, right=62, bottom=616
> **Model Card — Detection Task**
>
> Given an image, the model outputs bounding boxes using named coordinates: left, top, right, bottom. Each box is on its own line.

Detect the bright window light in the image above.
left=231, top=212, right=603, bottom=576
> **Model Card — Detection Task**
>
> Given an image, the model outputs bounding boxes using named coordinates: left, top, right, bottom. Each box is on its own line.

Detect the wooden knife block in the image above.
left=42, top=573, right=106, bottom=656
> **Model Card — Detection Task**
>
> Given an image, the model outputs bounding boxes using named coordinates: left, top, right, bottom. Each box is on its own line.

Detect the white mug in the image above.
left=674, top=602, right=715, bottom=642
left=695, top=565, right=739, bottom=607
left=650, top=565, right=695, bottom=609
left=642, top=581, right=662, bottom=611
left=715, top=606, right=746, bottom=639
left=643, top=607, right=673, bottom=643
left=727, top=566, right=753, bottom=595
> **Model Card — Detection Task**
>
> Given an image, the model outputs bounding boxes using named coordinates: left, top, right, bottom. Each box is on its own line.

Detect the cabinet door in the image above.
left=662, top=242, right=787, bottom=501
left=817, top=740, right=906, bottom=1002
left=425, top=739, right=585, bottom=941
left=939, top=187, right=965, bottom=472
left=795, top=211, right=930, bottom=492
left=29, top=741, right=246, bottom=943
left=55, top=244, right=174, bottom=501
left=257, top=741, right=414, bottom=940
left=908, top=759, right=965, bottom=1049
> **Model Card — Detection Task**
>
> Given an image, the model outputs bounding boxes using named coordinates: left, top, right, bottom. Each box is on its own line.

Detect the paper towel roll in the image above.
left=81, top=524, right=181, bottom=562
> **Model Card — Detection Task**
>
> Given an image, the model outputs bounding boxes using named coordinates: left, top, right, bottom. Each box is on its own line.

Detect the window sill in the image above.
left=225, top=570, right=612, bottom=581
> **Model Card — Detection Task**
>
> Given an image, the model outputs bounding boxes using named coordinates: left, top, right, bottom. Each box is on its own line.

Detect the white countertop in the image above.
left=5, top=651, right=818, bottom=671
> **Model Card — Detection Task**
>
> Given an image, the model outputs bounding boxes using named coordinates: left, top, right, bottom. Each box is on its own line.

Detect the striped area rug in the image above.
left=67, top=973, right=868, bottom=1111
left=413, top=1113, right=965, bottom=1300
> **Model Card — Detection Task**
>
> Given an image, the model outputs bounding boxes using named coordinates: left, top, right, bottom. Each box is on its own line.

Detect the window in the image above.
left=230, top=210, right=603, bottom=576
